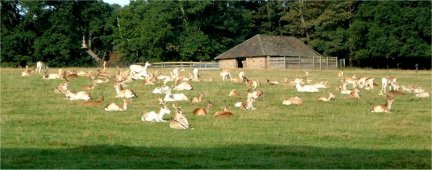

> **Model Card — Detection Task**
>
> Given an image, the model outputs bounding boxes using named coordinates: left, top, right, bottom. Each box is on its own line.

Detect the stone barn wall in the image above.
left=246, top=57, right=267, bottom=69
left=218, top=59, right=237, bottom=69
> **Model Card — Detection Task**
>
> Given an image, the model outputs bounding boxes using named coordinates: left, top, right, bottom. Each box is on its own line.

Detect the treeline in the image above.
left=1, top=0, right=430, bottom=68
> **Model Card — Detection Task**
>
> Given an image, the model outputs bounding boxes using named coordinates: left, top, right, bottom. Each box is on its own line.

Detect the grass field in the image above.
left=1, top=67, right=431, bottom=168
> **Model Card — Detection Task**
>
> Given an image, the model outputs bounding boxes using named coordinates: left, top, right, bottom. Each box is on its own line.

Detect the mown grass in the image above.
left=1, top=67, right=431, bottom=168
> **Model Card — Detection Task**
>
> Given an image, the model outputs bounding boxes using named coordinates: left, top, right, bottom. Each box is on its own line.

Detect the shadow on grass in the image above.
left=1, top=144, right=430, bottom=169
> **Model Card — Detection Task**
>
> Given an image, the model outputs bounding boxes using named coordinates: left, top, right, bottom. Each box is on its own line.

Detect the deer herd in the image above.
left=20, top=61, right=430, bottom=129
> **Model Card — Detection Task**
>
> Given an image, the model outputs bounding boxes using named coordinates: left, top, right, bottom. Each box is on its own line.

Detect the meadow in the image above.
left=1, top=67, right=431, bottom=168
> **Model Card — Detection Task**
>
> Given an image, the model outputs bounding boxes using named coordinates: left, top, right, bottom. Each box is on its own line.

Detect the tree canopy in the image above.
left=1, top=0, right=430, bottom=68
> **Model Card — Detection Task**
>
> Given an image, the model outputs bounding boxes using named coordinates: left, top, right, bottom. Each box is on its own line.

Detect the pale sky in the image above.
left=103, top=0, right=130, bottom=7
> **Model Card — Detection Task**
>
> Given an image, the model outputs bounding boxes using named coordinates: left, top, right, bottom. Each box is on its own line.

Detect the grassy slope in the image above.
left=1, top=68, right=431, bottom=168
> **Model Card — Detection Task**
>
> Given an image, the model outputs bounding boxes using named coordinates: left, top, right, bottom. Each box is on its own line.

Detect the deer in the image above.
left=370, top=97, right=394, bottom=113
left=342, top=76, right=358, bottom=89
left=42, top=69, right=63, bottom=80
left=266, top=79, right=280, bottom=85
left=35, top=61, right=47, bottom=74
left=163, top=90, right=188, bottom=102
left=191, top=92, right=204, bottom=103
left=317, top=93, right=335, bottom=102
left=173, top=81, right=193, bottom=91
left=113, top=81, right=137, bottom=99
left=282, top=97, right=303, bottom=105
left=415, top=92, right=430, bottom=98
left=81, top=96, right=104, bottom=106
left=381, top=76, right=398, bottom=92
left=192, top=101, right=214, bottom=116
left=105, top=99, right=129, bottom=112
left=54, top=81, right=70, bottom=94
left=170, top=103, right=189, bottom=129
left=247, top=90, right=264, bottom=100
left=21, top=65, right=33, bottom=76
left=141, top=102, right=171, bottom=122
left=243, top=76, right=259, bottom=90
left=228, top=89, right=240, bottom=97
left=348, top=89, right=360, bottom=99
left=192, top=68, right=200, bottom=80
left=152, top=86, right=171, bottom=94
left=234, top=97, right=256, bottom=110
left=129, top=61, right=151, bottom=80
left=214, top=105, right=234, bottom=118
left=81, top=82, right=98, bottom=91
left=294, top=78, right=319, bottom=92
left=220, top=70, right=232, bottom=81
left=239, top=71, right=246, bottom=82
left=64, top=90, right=92, bottom=101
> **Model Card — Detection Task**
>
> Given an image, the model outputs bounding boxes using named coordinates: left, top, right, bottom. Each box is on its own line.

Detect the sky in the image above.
left=103, top=0, right=130, bottom=7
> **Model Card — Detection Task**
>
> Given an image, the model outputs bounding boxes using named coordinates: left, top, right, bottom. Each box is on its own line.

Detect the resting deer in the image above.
left=173, top=81, right=193, bottom=91
left=105, top=99, right=129, bottom=111
left=193, top=101, right=214, bottom=116
left=43, top=69, right=63, bottom=80
left=163, top=90, right=188, bottom=102
left=317, top=93, right=335, bottom=102
left=348, top=89, right=360, bottom=98
left=415, top=92, right=430, bottom=98
left=152, top=86, right=171, bottom=94
left=141, top=102, right=171, bottom=122
left=129, top=61, right=151, bottom=80
left=282, top=97, right=303, bottom=105
left=294, top=78, right=319, bottom=92
left=191, top=92, right=204, bottom=103
left=266, top=79, right=280, bottom=85
left=81, top=82, right=97, bottom=91
left=21, top=65, right=33, bottom=76
left=113, top=81, right=137, bottom=99
left=170, top=104, right=189, bottom=129
left=54, top=81, right=70, bottom=94
left=214, top=105, right=234, bottom=118
left=234, top=97, right=256, bottom=110
left=370, top=97, right=394, bottom=113
left=81, top=96, right=104, bottom=106
left=65, top=90, right=92, bottom=101
left=228, top=89, right=240, bottom=97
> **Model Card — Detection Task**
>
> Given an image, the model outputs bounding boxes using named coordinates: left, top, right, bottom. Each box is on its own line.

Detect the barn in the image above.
left=214, top=34, right=337, bottom=70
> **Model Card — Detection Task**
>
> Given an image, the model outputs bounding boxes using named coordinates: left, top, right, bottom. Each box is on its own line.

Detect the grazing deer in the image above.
left=228, top=89, right=240, bottom=97
left=141, top=102, right=171, bottom=122
left=282, top=97, right=303, bottom=105
left=105, top=99, right=129, bottom=112
left=170, top=104, right=189, bottom=129
left=381, top=77, right=398, bottom=92
left=129, top=61, right=151, bottom=80
left=65, top=90, right=92, bottom=101
left=191, top=92, right=204, bottom=103
left=317, top=93, right=335, bottom=102
left=35, top=61, right=47, bottom=74
left=113, top=81, right=137, bottom=99
left=214, top=105, right=234, bottom=118
left=370, top=97, right=394, bottom=113
left=193, top=101, right=214, bottom=116
left=21, top=65, right=33, bottom=76
left=220, top=70, right=232, bottom=81
left=294, top=78, right=319, bottom=92
left=173, top=81, right=193, bottom=91
left=266, top=79, right=280, bottom=85
left=81, top=96, right=104, bottom=106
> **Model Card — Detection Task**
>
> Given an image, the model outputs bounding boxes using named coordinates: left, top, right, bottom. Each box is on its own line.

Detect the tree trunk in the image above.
left=82, top=35, right=102, bottom=63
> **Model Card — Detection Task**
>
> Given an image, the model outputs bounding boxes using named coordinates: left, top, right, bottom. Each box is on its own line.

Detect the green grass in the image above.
left=1, top=67, right=431, bottom=168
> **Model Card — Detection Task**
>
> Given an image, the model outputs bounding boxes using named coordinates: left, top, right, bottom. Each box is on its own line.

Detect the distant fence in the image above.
left=268, top=56, right=338, bottom=70
left=149, top=61, right=219, bottom=69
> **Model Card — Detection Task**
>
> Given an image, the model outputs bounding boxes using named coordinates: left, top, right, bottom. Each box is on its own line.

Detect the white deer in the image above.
left=192, top=68, right=200, bottom=80
left=141, top=102, right=171, bottom=122
left=105, top=99, right=129, bottom=112
left=381, top=77, right=398, bottom=92
left=294, top=78, right=319, bottom=92
left=220, top=70, right=232, bottom=81
left=173, top=81, right=193, bottom=91
left=129, top=61, right=151, bottom=80
left=113, top=81, right=137, bottom=99
left=35, top=61, right=47, bottom=74
left=163, top=90, right=188, bottom=102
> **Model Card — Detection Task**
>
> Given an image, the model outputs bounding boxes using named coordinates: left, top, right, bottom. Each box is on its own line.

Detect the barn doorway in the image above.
left=236, top=57, right=246, bottom=68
